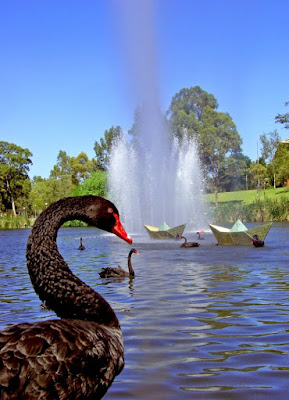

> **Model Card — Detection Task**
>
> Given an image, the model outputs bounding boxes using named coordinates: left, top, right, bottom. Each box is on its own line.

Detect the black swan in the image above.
left=0, top=195, right=132, bottom=400
left=78, top=237, right=85, bottom=250
left=99, top=248, right=139, bottom=278
left=196, top=231, right=204, bottom=240
left=252, top=234, right=264, bottom=247
left=178, top=235, right=200, bottom=248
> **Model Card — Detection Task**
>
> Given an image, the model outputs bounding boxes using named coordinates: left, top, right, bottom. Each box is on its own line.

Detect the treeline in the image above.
left=1, top=86, right=289, bottom=219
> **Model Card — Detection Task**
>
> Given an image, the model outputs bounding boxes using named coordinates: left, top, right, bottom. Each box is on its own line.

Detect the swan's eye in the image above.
left=108, top=207, right=113, bottom=214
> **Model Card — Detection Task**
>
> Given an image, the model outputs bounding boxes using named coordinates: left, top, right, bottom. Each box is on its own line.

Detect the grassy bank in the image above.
left=0, top=215, right=32, bottom=229
left=205, top=187, right=289, bottom=223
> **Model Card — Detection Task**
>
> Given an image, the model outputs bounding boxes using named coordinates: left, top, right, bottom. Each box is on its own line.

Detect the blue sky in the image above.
left=1, top=0, right=289, bottom=178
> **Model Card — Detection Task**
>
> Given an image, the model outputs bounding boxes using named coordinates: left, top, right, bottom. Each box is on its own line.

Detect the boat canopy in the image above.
left=231, top=219, right=247, bottom=232
left=159, top=221, right=170, bottom=231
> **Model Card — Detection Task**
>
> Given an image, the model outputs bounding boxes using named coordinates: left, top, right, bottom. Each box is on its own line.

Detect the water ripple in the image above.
left=0, top=225, right=289, bottom=399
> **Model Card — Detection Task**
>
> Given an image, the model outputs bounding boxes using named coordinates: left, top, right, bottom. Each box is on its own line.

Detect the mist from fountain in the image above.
left=108, top=0, right=209, bottom=234
left=108, top=124, right=209, bottom=233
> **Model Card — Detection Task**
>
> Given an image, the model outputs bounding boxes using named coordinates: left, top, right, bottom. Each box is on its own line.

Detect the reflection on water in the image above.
left=0, top=225, right=289, bottom=399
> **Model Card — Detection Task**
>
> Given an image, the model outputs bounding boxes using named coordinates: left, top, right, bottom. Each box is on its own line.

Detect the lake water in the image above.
left=0, top=224, right=289, bottom=399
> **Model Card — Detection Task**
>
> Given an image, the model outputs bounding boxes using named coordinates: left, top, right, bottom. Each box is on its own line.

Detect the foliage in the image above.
left=166, top=86, right=218, bottom=142
left=247, top=162, right=268, bottom=189
left=50, top=150, right=93, bottom=185
left=205, top=187, right=289, bottom=222
left=71, top=171, right=107, bottom=197
left=0, top=214, right=31, bottom=229
left=218, top=154, right=250, bottom=192
left=29, top=175, right=75, bottom=215
left=259, top=130, right=280, bottom=188
left=0, top=141, right=32, bottom=215
left=275, top=101, right=289, bottom=129
left=166, top=86, right=244, bottom=201
left=259, top=130, right=280, bottom=162
left=167, top=86, right=218, bottom=121
left=211, top=200, right=268, bottom=223
left=273, top=142, right=289, bottom=186
left=205, top=187, right=289, bottom=204
left=94, top=126, right=123, bottom=170
left=199, top=106, right=242, bottom=204
left=211, top=195, right=289, bottom=223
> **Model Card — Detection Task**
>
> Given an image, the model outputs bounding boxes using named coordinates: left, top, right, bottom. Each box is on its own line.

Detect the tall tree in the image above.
left=94, top=126, right=123, bottom=170
left=167, top=86, right=244, bottom=201
left=259, top=130, right=281, bottom=188
left=247, top=162, right=268, bottom=197
left=0, top=141, right=32, bottom=216
left=69, top=152, right=93, bottom=185
left=275, top=101, right=289, bottom=129
left=219, top=154, right=251, bottom=192
left=200, top=107, right=242, bottom=206
left=72, top=171, right=107, bottom=197
left=167, top=86, right=218, bottom=142
left=167, top=86, right=218, bottom=121
left=50, top=150, right=71, bottom=179
left=29, top=175, right=74, bottom=214
left=50, top=150, right=93, bottom=185
left=273, top=143, right=289, bottom=187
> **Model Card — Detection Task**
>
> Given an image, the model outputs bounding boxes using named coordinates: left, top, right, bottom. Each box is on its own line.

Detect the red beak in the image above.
left=112, top=213, right=132, bottom=244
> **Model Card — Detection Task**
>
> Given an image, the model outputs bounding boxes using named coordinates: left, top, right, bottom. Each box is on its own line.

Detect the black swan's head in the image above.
left=83, top=196, right=132, bottom=244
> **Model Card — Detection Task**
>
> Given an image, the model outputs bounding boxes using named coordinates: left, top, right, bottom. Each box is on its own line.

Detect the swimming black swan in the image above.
left=252, top=234, right=264, bottom=247
left=179, top=235, right=200, bottom=248
left=196, top=231, right=204, bottom=240
left=78, top=237, right=85, bottom=250
left=0, top=195, right=132, bottom=400
left=99, top=248, right=139, bottom=278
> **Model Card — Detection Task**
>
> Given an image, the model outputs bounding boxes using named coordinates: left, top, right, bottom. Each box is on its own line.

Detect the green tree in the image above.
left=69, top=152, right=93, bottom=185
left=219, top=154, right=251, bottom=192
left=167, top=86, right=218, bottom=121
left=247, top=162, right=268, bottom=198
left=94, top=126, right=123, bottom=170
left=0, top=141, right=32, bottom=216
left=71, top=171, right=107, bottom=197
left=167, top=86, right=218, bottom=142
left=50, top=150, right=71, bottom=178
left=259, top=131, right=280, bottom=189
left=166, top=86, right=245, bottom=200
left=275, top=101, right=289, bottom=129
left=50, top=150, right=93, bottom=185
left=29, top=175, right=74, bottom=214
left=200, top=106, right=242, bottom=206
left=273, top=143, right=289, bottom=186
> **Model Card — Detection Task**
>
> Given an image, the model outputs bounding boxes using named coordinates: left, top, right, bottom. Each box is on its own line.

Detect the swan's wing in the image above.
left=0, top=319, right=124, bottom=399
left=99, top=266, right=125, bottom=277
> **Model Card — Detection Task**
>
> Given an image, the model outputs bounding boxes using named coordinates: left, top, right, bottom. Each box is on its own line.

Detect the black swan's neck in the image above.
left=127, top=250, right=135, bottom=276
left=26, top=196, right=120, bottom=328
left=181, top=236, right=187, bottom=243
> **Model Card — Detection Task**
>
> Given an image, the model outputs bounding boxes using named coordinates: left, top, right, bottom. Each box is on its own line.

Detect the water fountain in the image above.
left=108, top=0, right=208, bottom=234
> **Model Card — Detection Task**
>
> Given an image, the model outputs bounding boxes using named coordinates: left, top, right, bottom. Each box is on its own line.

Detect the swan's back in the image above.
left=99, top=266, right=127, bottom=278
left=0, top=319, right=124, bottom=399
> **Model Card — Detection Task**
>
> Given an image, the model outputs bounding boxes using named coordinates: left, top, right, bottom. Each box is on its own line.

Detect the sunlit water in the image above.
left=1, top=225, right=289, bottom=399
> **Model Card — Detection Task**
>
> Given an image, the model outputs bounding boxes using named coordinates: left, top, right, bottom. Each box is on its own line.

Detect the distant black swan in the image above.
left=252, top=234, right=265, bottom=247
left=99, top=248, right=139, bottom=278
left=178, top=235, right=200, bottom=248
left=78, top=237, right=85, bottom=250
left=0, top=195, right=132, bottom=399
left=196, top=231, right=204, bottom=240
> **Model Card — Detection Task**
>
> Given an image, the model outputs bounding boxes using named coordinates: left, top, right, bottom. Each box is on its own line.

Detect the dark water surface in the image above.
left=1, top=224, right=289, bottom=399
